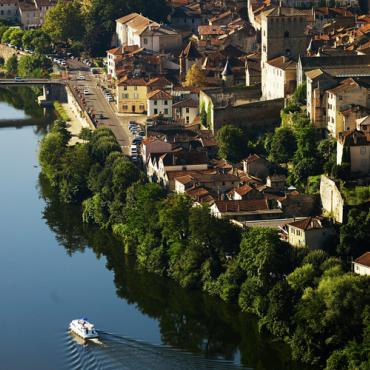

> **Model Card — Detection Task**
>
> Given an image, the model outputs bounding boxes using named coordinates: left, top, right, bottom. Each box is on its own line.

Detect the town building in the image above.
left=353, top=252, right=370, bottom=276
left=0, top=0, right=18, bottom=22
left=337, top=130, right=370, bottom=175
left=286, top=217, right=335, bottom=249
left=116, top=77, right=147, bottom=113
left=115, top=13, right=182, bottom=53
left=147, top=89, right=173, bottom=118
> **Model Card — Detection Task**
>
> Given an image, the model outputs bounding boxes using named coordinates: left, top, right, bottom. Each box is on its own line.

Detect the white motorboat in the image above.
left=69, top=318, right=99, bottom=340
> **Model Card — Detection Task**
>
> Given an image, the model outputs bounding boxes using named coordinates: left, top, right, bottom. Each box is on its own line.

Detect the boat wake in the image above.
left=59, top=330, right=248, bottom=370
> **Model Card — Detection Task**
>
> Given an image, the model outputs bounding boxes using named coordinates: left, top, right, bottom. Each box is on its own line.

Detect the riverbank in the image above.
left=38, top=120, right=370, bottom=370
left=0, top=93, right=304, bottom=370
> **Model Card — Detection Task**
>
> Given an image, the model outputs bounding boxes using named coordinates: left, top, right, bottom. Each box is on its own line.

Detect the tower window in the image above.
left=284, top=31, right=289, bottom=38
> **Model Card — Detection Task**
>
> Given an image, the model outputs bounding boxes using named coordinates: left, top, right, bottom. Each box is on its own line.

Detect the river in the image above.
left=0, top=87, right=303, bottom=370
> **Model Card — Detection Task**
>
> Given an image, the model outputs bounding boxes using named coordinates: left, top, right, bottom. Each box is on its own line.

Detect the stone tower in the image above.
left=260, top=6, right=308, bottom=63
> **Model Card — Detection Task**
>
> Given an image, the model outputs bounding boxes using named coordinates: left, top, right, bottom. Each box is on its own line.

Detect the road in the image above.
left=66, top=60, right=141, bottom=155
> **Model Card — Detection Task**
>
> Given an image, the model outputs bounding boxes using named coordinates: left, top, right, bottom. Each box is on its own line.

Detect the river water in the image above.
left=0, top=87, right=303, bottom=370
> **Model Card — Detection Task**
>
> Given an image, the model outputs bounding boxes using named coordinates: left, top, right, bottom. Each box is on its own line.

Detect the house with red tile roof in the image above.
left=147, top=89, right=173, bottom=118
left=115, top=12, right=182, bottom=53
left=353, top=252, right=370, bottom=276
left=286, top=216, right=335, bottom=249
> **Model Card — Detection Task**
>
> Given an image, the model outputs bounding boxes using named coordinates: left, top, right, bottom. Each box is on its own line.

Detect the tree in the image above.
left=292, top=81, right=307, bottom=105
left=5, top=54, right=18, bottom=76
left=17, top=54, right=52, bottom=78
left=9, top=29, right=24, bottom=48
left=337, top=208, right=370, bottom=258
left=43, top=1, right=85, bottom=44
left=22, top=29, right=51, bottom=53
left=1, top=27, right=15, bottom=44
left=84, top=0, right=170, bottom=55
left=184, top=64, right=206, bottom=87
left=216, top=124, right=248, bottom=162
left=269, top=127, right=296, bottom=163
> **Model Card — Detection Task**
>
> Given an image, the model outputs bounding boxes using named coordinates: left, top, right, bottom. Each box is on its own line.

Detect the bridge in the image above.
left=0, top=78, right=68, bottom=104
left=0, top=78, right=65, bottom=86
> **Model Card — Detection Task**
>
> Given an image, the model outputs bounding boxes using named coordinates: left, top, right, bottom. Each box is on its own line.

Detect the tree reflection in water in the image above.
left=0, top=86, right=56, bottom=136
left=38, top=174, right=307, bottom=370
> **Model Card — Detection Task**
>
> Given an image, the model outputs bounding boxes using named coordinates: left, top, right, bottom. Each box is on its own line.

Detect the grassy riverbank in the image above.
left=53, top=101, right=70, bottom=122
left=39, top=122, right=370, bottom=370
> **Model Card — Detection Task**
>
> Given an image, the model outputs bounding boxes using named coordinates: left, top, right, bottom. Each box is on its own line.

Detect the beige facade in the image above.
left=320, top=175, right=344, bottom=223
left=116, top=13, right=181, bottom=53
left=262, top=56, right=296, bottom=100
left=116, top=80, right=147, bottom=113
left=326, top=80, right=370, bottom=138
left=353, top=252, right=370, bottom=276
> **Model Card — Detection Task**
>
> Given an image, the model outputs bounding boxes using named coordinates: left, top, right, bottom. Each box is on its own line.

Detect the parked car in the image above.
left=132, top=137, right=143, bottom=145
left=14, top=77, right=23, bottom=82
left=83, top=89, right=90, bottom=95
left=76, top=75, right=85, bottom=80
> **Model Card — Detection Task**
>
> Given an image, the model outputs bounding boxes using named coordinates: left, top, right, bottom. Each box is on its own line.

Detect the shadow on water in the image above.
left=38, top=175, right=308, bottom=370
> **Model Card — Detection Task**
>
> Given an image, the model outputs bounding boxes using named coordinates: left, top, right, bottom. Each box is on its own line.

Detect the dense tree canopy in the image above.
left=17, top=54, right=52, bottom=78
left=43, top=1, right=85, bottom=44
left=216, top=124, right=248, bottom=162
left=269, top=127, right=296, bottom=164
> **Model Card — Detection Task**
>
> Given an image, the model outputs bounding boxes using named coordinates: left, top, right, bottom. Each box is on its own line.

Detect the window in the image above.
left=154, top=108, right=158, bottom=114
left=360, top=147, right=367, bottom=155
left=164, top=108, right=168, bottom=115
left=164, top=100, right=168, bottom=105
left=134, top=86, right=137, bottom=90
left=154, top=100, right=157, bottom=105
left=186, top=108, right=189, bottom=113
left=123, top=104, right=128, bottom=110
left=139, top=104, right=145, bottom=110
left=143, top=38, right=148, bottom=45
left=284, top=31, right=289, bottom=38
left=339, top=95, right=342, bottom=100
left=123, top=85, right=127, bottom=90
left=186, top=116, right=189, bottom=123
left=133, top=93, right=139, bottom=99
left=123, top=93, right=129, bottom=99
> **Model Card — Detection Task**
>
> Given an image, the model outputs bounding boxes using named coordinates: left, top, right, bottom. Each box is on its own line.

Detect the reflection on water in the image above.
left=39, top=175, right=303, bottom=370
left=0, top=87, right=305, bottom=370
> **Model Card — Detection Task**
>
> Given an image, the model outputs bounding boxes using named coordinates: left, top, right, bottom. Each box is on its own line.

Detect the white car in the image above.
left=77, top=75, right=85, bottom=81
left=83, top=89, right=90, bottom=95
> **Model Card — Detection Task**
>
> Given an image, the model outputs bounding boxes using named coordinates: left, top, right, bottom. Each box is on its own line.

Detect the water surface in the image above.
left=0, top=89, right=303, bottom=370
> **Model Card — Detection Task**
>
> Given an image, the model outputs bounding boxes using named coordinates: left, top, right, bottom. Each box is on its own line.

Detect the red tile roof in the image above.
left=214, top=199, right=269, bottom=213
left=147, top=89, right=172, bottom=100
left=287, top=217, right=324, bottom=231
left=354, top=252, right=370, bottom=267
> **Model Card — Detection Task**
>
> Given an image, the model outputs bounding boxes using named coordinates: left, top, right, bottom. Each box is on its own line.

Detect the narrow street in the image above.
left=66, top=60, right=146, bottom=155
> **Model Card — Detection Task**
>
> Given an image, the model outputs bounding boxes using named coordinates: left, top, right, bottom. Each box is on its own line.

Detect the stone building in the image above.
left=260, top=6, right=307, bottom=99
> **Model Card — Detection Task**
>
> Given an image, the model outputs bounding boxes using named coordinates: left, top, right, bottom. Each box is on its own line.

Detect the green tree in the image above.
left=216, top=124, right=248, bottom=162
left=1, top=27, right=16, bottom=44
left=5, top=54, right=18, bottom=76
left=337, top=208, right=370, bottom=258
left=269, top=127, right=296, bottom=163
left=292, top=81, right=307, bottom=105
left=9, top=29, right=24, bottom=48
left=291, top=274, right=370, bottom=366
left=17, top=54, right=52, bottom=78
left=43, top=1, right=85, bottom=44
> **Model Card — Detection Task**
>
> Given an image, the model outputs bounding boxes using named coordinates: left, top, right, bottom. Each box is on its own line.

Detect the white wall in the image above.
left=147, top=99, right=173, bottom=118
